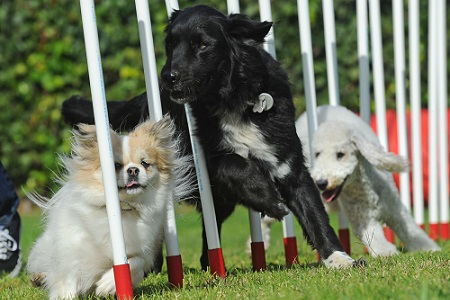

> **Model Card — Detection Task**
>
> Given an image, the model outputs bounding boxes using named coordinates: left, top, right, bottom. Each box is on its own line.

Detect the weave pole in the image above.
left=165, top=0, right=226, bottom=277
left=225, top=0, right=266, bottom=272
left=322, top=0, right=351, bottom=255
left=427, top=0, right=439, bottom=240
left=259, top=0, right=299, bottom=268
left=357, top=0, right=371, bottom=124
left=392, top=0, right=411, bottom=212
left=368, top=0, right=395, bottom=243
left=134, top=0, right=183, bottom=287
left=79, top=0, right=133, bottom=298
left=437, top=0, right=448, bottom=240
left=408, top=0, right=425, bottom=229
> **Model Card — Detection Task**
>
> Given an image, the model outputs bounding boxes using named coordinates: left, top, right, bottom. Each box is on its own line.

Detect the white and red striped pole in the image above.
left=368, top=0, right=395, bottom=243
left=436, top=0, right=448, bottom=240
left=408, top=0, right=425, bottom=230
left=259, top=0, right=299, bottom=268
left=297, top=0, right=320, bottom=261
left=165, top=0, right=226, bottom=277
left=134, top=0, right=183, bottom=287
left=427, top=0, right=439, bottom=241
left=322, top=0, right=351, bottom=255
left=226, top=0, right=266, bottom=272
left=357, top=0, right=371, bottom=124
left=79, top=0, right=133, bottom=298
left=392, top=0, right=411, bottom=212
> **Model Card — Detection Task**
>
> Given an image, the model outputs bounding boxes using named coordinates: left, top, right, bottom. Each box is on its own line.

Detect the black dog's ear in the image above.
left=226, top=14, right=272, bottom=43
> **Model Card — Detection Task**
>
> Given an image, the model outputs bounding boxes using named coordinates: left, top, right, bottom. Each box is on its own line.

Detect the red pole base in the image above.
left=113, top=264, right=134, bottom=300
left=384, top=226, right=395, bottom=243
left=250, top=241, right=266, bottom=271
left=208, top=248, right=226, bottom=278
left=166, top=255, right=183, bottom=288
left=429, top=223, right=439, bottom=240
left=440, top=222, right=449, bottom=240
left=338, top=228, right=351, bottom=255
left=283, top=236, right=298, bottom=267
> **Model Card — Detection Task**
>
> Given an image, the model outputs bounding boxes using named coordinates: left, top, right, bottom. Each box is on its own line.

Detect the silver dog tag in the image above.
left=252, top=93, right=274, bottom=113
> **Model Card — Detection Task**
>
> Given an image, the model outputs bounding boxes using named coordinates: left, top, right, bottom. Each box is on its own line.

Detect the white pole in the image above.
left=227, top=0, right=266, bottom=271
left=165, top=0, right=179, bottom=16
left=357, top=0, right=371, bottom=124
left=258, top=0, right=298, bottom=266
left=322, top=0, right=340, bottom=106
left=322, top=0, right=350, bottom=254
left=368, top=0, right=388, bottom=150
left=427, top=0, right=439, bottom=240
left=392, top=0, right=411, bottom=211
left=227, top=0, right=240, bottom=14
left=408, top=0, right=424, bottom=226
left=165, top=0, right=225, bottom=276
left=135, top=0, right=183, bottom=286
left=135, top=0, right=163, bottom=121
left=297, top=0, right=318, bottom=147
left=79, top=0, right=133, bottom=297
left=369, top=0, right=395, bottom=242
left=437, top=0, right=448, bottom=239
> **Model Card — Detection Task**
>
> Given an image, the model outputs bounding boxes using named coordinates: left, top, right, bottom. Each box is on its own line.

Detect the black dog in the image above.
left=62, top=5, right=361, bottom=269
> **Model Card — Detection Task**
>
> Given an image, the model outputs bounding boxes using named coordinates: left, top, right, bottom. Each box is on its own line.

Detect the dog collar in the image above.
left=251, top=93, right=274, bottom=113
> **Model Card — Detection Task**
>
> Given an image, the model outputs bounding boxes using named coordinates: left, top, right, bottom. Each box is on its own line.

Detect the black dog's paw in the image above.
left=263, top=203, right=289, bottom=220
left=353, top=258, right=368, bottom=268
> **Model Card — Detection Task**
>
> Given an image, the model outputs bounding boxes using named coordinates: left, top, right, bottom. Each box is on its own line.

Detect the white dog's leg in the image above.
left=354, top=221, right=399, bottom=257
left=386, top=203, right=441, bottom=253
left=95, top=256, right=145, bottom=296
left=47, top=274, right=82, bottom=300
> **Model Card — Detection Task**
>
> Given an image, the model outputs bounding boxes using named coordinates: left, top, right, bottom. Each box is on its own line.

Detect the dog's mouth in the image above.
left=118, top=181, right=146, bottom=195
left=169, top=90, right=191, bottom=104
left=321, top=186, right=343, bottom=203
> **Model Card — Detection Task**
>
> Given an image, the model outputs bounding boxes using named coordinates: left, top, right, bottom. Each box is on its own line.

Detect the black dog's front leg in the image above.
left=211, top=153, right=288, bottom=220
left=280, top=169, right=353, bottom=266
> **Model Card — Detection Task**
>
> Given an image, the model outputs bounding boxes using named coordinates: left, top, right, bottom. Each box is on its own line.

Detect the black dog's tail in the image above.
left=61, top=93, right=149, bottom=131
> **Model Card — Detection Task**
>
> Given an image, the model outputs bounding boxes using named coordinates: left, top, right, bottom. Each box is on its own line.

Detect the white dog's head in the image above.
left=66, top=116, right=177, bottom=204
left=310, top=121, right=409, bottom=204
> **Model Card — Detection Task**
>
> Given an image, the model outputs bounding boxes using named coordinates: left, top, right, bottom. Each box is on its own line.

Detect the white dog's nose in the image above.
left=315, top=179, right=328, bottom=191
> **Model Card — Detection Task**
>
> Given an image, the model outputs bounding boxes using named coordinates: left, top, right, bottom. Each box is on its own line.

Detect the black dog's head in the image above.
left=161, top=5, right=272, bottom=106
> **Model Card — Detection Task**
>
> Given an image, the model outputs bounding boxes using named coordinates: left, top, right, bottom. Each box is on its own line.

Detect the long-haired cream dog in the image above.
left=27, top=116, right=193, bottom=299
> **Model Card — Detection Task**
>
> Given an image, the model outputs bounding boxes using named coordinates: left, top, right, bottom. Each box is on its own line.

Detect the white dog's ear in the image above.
left=350, top=131, right=409, bottom=173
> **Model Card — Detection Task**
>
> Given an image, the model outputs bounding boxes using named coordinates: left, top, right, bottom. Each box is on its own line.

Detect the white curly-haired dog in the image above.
left=249, top=105, right=440, bottom=257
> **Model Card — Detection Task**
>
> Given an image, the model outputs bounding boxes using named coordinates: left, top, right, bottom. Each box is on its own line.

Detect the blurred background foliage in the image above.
left=0, top=0, right=446, bottom=198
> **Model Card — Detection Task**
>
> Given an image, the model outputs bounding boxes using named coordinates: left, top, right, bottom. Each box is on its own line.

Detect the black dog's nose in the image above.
left=315, top=179, right=328, bottom=191
left=169, top=71, right=180, bottom=83
left=127, top=167, right=140, bottom=176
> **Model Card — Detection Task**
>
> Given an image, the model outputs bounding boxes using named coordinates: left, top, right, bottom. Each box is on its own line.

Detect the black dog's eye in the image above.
left=199, top=41, right=207, bottom=50
left=336, top=152, right=345, bottom=160
left=114, top=162, right=122, bottom=170
left=315, top=152, right=320, bottom=158
left=141, top=161, right=150, bottom=169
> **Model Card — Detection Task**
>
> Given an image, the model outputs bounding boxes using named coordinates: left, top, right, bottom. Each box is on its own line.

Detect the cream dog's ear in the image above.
left=71, top=124, right=117, bottom=158
left=350, top=130, right=409, bottom=173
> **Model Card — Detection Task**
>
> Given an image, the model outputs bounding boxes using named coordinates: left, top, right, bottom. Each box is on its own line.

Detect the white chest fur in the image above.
left=218, top=116, right=291, bottom=179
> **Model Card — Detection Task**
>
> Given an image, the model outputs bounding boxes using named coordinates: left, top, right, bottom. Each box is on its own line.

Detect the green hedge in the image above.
left=0, top=0, right=445, bottom=197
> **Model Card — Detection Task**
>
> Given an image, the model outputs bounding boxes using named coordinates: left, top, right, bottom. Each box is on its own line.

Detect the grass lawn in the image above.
left=1, top=204, right=449, bottom=299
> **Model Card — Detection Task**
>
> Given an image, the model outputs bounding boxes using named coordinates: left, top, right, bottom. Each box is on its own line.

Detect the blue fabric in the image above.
left=0, top=161, right=19, bottom=228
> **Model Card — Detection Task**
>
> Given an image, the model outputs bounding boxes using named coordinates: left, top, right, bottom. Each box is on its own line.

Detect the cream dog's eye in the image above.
left=141, top=161, right=150, bottom=169
left=114, top=162, right=122, bottom=170
left=336, top=152, right=345, bottom=160
left=315, top=152, right=321, bottom=158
